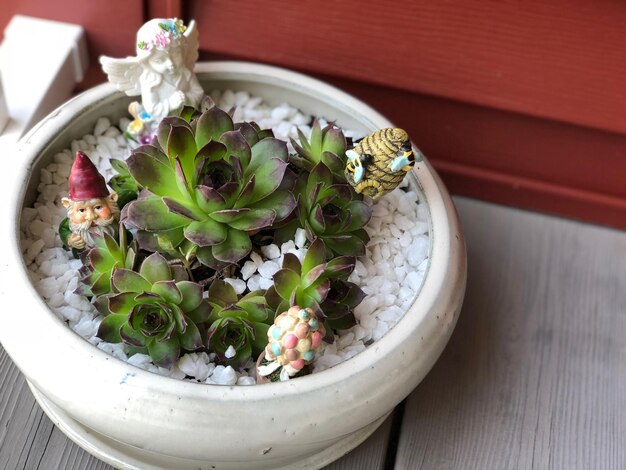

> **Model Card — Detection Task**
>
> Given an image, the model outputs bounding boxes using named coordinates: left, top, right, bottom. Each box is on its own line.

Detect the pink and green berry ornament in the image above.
left=258, top=306, right=326, bottom=382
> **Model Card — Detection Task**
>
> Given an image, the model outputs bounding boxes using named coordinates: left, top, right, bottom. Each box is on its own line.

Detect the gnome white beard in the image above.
left=71, top=219, right=118, bottom=247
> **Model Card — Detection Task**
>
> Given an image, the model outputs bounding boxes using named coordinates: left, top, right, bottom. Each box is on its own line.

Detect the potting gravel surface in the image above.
left=20, top=90, right=430, bottom=385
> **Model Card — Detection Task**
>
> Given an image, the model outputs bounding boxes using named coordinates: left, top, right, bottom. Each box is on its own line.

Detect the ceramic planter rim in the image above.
left=0, top=61, right=466, bottom=463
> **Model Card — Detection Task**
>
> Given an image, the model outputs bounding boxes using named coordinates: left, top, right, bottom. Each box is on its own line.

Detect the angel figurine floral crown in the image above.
left=136, top=18, right=187, bottom=54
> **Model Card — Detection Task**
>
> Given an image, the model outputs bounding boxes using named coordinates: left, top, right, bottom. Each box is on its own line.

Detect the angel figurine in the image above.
left=100, top=18, right=204, bottom=143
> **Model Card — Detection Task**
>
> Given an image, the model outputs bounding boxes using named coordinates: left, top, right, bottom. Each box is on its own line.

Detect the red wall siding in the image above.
left=190, top=0, right=626, bottom=135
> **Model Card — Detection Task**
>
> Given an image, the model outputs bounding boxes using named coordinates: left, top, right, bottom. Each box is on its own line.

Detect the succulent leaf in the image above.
left=113, top=269, right=152, bottom=293
left=246, top=138, right=288, bottom=179
left=151, top=280, right=183, bottom=304
left=148, top=336, right=181, bottom=369
left=212, top=228, right=252, bottom=263
left=139, top=252, right=171, bottom=284
left=97, top=314, right=127, bottom=343
left=249, top=158, right=288, bottom=201
left=125, top=196, right=191, bottom=231
left=126, top=147, right=185, bottom=201
left=176, top=281, right=204, bottom=312
left=165, top=124, right=198, bottom=186
left=183, top=217, right=228, bottom=247
left=195, top=106, right=235, bottom=149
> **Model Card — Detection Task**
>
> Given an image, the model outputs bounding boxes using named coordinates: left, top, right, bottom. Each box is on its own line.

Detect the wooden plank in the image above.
left=395, top=197, right=626, bottom=469
left=0, top=346, right=110, bottom=470
left=325, top=411, right=394, bottom=470
left=190, top=0, right=626, bottom=135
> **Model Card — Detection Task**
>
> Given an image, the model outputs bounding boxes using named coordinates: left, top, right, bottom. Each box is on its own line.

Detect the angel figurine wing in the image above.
left=99, top=55, right=143, bottom=97
left=183, top=20, right=199, bottom=71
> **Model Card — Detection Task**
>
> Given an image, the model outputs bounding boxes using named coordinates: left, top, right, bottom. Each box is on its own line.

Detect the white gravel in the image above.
left=20, top=90, right=430, bottom=384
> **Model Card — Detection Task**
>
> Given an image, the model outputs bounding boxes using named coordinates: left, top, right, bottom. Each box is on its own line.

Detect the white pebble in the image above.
left=378, top=306, right=404, bottom=322
left=94, top=117, right=111, bottom=136
left=260, top=244, right=280, bottom=260
left=247, top=274, right=261, bottom=292
left=127, top=354, right=152, bottom=368
left=237, top=376, right=257, bottom=386
left=294, top=228, right=307, bottom=248
left=211, top=365, right=238, bottom=385
left=404, top=271, right=422, bottom=289
left=250, top=251, right=263, bottom=267
left=177, top=353, right=211, bottom=381
left=258, top=260, right=280, bottom=279
left=224, top=345, right=236, bottom=359
left=240, top=260, right=257, bottom=280
left=372, top=320, right=390, bottom=341
left=258, top=277, right=273, bottom=290
left=280, top=240, right=296, bottom=254
left=407, top=235, right=429, bottom=267
left=56, top=305, right=82, bottom=322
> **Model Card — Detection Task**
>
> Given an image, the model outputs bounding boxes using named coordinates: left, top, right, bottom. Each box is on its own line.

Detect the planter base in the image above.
left=28, top=381, right=388, bottom=470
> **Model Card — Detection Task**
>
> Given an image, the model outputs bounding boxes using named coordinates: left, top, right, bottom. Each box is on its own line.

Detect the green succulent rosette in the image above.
left=77, top=230, right=137, bottom=297
left=290, top=119, right=347, bottom=179
left=95, top=252, right=211, bottom=368
left=284, top=162, right=371, bottom=257
left=265, top=238, right=364, bottom=333
left=205, top=279, right=272, bottom=369
left=122, top=105, right=296, bottom=269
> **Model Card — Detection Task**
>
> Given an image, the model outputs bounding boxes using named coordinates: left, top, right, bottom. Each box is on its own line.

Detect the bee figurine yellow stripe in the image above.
left=345, top=128, right=421, bottom=201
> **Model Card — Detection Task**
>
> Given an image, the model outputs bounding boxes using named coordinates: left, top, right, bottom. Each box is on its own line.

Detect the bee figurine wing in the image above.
left=183, top=20, right=199, bottom=70
left=389, top=155, right=411, bottom=172
left=99, top=55, right=142, bottom=97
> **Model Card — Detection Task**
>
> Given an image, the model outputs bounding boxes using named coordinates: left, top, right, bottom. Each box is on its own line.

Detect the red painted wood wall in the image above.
left=2, top=0, right=625, bottom=228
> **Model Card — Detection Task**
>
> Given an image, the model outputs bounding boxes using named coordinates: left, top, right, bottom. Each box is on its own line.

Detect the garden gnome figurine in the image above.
left=61, top=151, right=119, bottom=250
left=99, top=18, right=204, bottom=143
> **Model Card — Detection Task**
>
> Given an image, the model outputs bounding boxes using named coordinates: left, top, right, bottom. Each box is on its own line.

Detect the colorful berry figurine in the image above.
left=344, top=128, right=422, bottom=200
left=60, top=151, right=119, bottom=251
left=257, top=306, right=326, bottom=382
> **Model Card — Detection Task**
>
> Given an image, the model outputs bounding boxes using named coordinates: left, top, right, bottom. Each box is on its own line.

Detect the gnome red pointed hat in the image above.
left=68, top=151, right=109, bottom=201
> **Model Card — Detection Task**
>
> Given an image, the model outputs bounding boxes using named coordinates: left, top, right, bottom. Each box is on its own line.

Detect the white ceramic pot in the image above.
left=0, top=62, right=466, bottom=469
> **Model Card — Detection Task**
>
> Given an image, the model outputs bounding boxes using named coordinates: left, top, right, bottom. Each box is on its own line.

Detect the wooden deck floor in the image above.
left=2, top=196, right=625, bottom=469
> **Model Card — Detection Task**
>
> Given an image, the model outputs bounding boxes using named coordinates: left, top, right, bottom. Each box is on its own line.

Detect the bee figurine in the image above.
left=345, top=128, right=422, bottom=200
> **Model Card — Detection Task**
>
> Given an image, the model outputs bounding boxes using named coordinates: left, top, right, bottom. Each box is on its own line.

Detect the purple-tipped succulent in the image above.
left=95, top=252, right=211, bottom=368
left=290, top=119, right=347, bottom=179
left=265, top=238, right=364, bottom=333
left=122, top=104, right=296, bottom=269
left=77, top=229, right=138, bottom=297
left=293, top=162, right=371, bottom=257
left=205, top=279, right=273, bottom=369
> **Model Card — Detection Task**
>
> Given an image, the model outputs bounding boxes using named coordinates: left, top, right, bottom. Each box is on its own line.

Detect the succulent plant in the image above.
left=95, top=252, right=211, bottom=368
left=259, top=305, right=326, bottom=381
left=108, top=159, right=141, bottom=209
left=265, top=238, right=364, bottom=332
left=290, top=119, right=347, bottom=179
left=121, top=105, right=296, bottom=269
left=278, top=161, right=371, bottom=257
left=76, top=229, right=138, bottom=297
left=205, top=279, right=272, bottom=369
